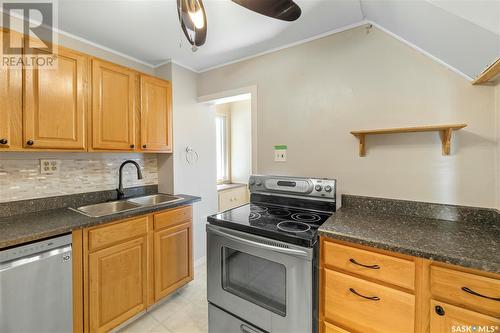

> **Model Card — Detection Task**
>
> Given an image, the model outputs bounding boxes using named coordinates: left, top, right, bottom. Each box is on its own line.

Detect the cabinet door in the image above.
left=92, top=59, right=136, bottom=150
left=89, top=236, right=148, bottom=333
left=0, top=29, right=22, bottom=150
left=430, top=300, right=499, bottom=333
left=140, top=75, right=172, bottom=152
left=154, top=221, right=193, bottom=301
left=24, top=46, right=87, bottom=149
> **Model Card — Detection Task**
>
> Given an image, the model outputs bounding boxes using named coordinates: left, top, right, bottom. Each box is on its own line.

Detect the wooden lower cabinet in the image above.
left=218, top=186, right=249, bottom=212
left=154, top=220, right=193, bottom=301
left=430, top=300, right=499, bottom=333
left=324, top=269, right=415, bottom=333
left=323, top=321, right=352, bottom=333
left=88, top=236, right=148, bottom=332
left=320, top=237, right=500, bottom=333
left=77, top=205, right=194, bottom=333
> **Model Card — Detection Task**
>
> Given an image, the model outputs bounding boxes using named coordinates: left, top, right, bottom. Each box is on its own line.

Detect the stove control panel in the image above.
left=249, top=175, right=336, bottom=200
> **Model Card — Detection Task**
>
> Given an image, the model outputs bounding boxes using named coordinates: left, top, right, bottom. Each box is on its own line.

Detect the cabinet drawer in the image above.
left=218, top=186, right=248, bottom=212
left=323, top=240, right=415, bottom=290
left=88, top=216, right=148, bottom=252
left=430, top=300, right=499, bottom=333
left=324, top=269, right=415, bottom=333
left=323, top=321, right=351, bottom=333
left=154, top=206, right=192, bottom=230
left=430, top=265, right=500, bottom=317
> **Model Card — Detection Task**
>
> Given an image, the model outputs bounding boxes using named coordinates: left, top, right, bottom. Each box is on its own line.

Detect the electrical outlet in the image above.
left=40, top=160, right=61, bottom=174
left=274, top=149, right=287, bottom=162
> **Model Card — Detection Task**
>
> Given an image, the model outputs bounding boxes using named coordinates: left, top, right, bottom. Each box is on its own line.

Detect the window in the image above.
left=216, top=114, right=229, bottom=183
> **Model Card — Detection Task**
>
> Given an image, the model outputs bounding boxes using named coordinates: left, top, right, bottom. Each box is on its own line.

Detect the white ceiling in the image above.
left=57, top=0, right=500, bottom=78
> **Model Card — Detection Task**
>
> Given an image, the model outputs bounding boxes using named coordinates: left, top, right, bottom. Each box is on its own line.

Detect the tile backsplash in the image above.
left=0, top=156, right=158, bottom=203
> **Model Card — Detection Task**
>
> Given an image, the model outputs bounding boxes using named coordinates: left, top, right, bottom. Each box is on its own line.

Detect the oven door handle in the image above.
left=209, top=227, right=310, bottom=258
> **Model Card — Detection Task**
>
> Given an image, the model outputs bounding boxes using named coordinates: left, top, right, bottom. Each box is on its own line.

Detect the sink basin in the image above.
left=75, top=200, right=141, bottom=217
left=127, top=194, right=183, bottom=206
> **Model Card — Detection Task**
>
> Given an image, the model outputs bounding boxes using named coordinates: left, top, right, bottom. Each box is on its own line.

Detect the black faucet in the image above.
left=117, top=160, right=143, bottom=200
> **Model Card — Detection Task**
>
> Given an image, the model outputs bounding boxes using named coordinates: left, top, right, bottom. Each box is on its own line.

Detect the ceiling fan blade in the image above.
left=232, top=0, right=301, bottom=21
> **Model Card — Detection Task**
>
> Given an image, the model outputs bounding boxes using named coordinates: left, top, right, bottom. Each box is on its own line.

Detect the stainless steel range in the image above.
left=207, top=175, right=336, bottom=333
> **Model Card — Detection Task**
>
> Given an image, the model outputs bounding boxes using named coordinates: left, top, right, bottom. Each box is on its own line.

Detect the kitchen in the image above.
left=0, top=1, right=499, bottom=333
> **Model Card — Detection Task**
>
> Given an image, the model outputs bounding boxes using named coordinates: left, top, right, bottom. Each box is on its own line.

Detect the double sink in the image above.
left=73, top=194, right=183, bottom=217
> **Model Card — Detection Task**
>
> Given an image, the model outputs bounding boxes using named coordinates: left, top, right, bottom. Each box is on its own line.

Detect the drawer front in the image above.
left=324, top=269, right=415, bottom=333
left=430, top=300, right=500, bottom=333
left=323, top=240, right=415, bottom=290
left=218, top=187, right=248, bottom=212
left=154, top=205, right=192, bottom=230
left=88, top=216, right=148, bottom=252
left=323, top=321, right=351, bottom=333
left=430, top=265, right=500, bottom=317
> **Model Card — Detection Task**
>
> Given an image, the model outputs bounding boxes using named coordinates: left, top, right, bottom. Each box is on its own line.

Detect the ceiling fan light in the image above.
left=177, top=0, right=207, bottom=48
left=188, top=8, right=205, bottom=29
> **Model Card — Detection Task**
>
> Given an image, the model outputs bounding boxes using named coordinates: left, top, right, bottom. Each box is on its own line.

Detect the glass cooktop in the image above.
left=207, top=203, right=333, bottom=247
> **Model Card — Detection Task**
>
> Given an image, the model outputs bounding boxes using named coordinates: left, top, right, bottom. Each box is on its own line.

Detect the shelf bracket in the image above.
left=358, top=134, right=366, bottom=157
left=439, top=128, right=453, bottom=156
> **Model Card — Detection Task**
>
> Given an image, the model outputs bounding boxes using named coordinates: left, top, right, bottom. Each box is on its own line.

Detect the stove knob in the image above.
left=315, top=184, right=322, bottom=192
left=325, top=185, right=332, bottom=192
left=249, top=179, right=255, bottom=185
left=256, top=181, right=262, bottom=186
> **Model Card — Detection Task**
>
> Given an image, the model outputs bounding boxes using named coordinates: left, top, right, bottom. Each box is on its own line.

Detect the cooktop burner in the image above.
left=277, top=221, right=311, bottom=233
left=208, top=203, right=333, bottom=247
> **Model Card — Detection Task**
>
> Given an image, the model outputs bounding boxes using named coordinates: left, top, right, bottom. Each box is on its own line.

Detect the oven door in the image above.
left=207, top=224, right=313, bottom=333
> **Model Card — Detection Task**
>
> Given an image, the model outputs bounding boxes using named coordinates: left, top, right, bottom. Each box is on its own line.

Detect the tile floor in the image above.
left=119, top=263, right=208, bottom=333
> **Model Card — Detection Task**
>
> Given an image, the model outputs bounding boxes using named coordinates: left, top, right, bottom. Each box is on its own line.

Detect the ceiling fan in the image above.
left=177, top=0, right=302, bottom=51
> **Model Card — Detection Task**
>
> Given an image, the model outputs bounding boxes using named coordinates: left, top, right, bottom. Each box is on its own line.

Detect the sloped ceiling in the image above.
left=55, top=0, right=499, bottom=79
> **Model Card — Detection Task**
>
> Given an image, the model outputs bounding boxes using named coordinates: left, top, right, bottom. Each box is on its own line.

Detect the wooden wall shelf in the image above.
left=350, top=124, right=467, bottom=157
left=472, top=58, right=500, bottom=85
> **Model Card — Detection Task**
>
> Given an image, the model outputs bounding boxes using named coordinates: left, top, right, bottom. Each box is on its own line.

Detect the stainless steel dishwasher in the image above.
left=0, top=234, right=73, bottom=333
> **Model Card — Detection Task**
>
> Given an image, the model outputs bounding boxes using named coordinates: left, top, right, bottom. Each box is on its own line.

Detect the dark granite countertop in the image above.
left=318, top=195, right=500, bottom=274
left=0, top=193, right=201, bottom=250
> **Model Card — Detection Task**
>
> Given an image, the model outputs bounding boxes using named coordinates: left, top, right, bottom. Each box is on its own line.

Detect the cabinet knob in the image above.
left=0, top=139, right=7, bottom=145
left=130, top=144, right=135, bottom=149
left=142, top=144, right=147, bottom=149
left=26, top=140, right=34, bottom=146
left=435, top=305, right=445, bottom=316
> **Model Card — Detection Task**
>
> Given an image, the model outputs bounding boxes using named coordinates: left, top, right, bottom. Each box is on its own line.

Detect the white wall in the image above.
left=156, top=63, right=218, bottom=262
left=198, top=25, right=498, bottom=208
left=229, top=100, right=252, bottom=183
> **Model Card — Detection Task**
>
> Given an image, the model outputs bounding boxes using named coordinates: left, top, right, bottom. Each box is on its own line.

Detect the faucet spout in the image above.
left=117, top=160, right=143, bottom=200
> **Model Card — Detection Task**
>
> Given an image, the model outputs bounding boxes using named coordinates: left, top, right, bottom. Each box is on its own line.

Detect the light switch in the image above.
left=274, top=145, right=287, bottom=162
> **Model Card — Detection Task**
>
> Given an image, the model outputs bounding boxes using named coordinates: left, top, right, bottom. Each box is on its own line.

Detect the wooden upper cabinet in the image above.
left=91, top=59, right=136, bottom=150
left=0, top=29, right=23, bottom=150
left=24, top=46, right=87, bottom=150
left=140, top=75, right=172, bottom=152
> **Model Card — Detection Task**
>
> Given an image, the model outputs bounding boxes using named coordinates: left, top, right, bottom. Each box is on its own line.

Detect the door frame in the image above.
left=198, top=85, right=258, bottom=175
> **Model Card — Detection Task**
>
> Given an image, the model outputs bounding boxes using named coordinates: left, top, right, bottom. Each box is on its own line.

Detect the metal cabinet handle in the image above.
left=435, top=305, right=445, bottom=316
left=461, top=287, right=500, bottom=301
left=349, top=258, right=380, bottom=269
left=349, top=288, right=380, bottom=301
left=26, top=140, right=34, bottom=146
left=240, top=324, right=258, bottom=333
left=0, top=138, right=7, bottom=145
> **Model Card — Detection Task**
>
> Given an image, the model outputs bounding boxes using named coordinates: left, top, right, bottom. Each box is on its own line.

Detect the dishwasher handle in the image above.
left=0, top=245, right=72, bottom=272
